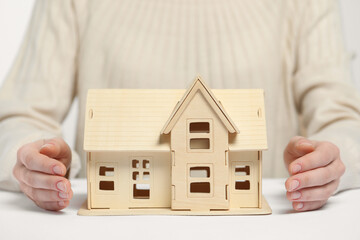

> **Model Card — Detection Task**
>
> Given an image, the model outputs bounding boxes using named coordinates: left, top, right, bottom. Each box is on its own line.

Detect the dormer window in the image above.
left=187, top=119, right=213, bottom=151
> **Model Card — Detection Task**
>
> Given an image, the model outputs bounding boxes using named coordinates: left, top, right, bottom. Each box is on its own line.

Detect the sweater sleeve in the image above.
left=293, top=0, right=360, bottom=192
left=0, top=0, right=81, bottom=191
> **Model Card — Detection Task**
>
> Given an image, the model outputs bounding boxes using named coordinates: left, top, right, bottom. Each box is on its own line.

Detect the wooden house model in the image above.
left=79, top=77, right=271, bottom=215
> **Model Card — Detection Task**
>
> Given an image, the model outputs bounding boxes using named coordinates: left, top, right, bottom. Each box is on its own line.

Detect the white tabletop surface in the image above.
left=0, top=178, right=359, bottom=240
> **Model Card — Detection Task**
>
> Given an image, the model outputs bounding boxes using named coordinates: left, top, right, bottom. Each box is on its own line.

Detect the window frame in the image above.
left=187, top=119, right=213, bottom=153
left=130, top=157, right=153, bottom=201
left=95, top=162, right=118, bottom=194
left=187, top=163, right=214, bottom=198
left=232, top=161, right=255, bottom=193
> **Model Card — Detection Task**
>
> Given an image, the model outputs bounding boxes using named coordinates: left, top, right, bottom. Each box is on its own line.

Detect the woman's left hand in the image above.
left=283, top=136, right=345, bottom=211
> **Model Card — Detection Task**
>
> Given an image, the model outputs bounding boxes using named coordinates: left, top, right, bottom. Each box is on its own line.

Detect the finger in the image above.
left=288, top=142, right=339, bottom=175
left=285, top=158, right=343, bottom=192
left=19, top=182, right=73, bottom=202
left=287, top=179, right=339, bottom=202
left=39, top=138, right=71, bottom=166
left=18, top=147, right=67, bottom=176
left=292, top=200, right=327, bottom=212
left=18, top=165, right=71, bottom=192
left=284, top=136, right=315, bottom=166
left=35, top=200, right=70, bottom=211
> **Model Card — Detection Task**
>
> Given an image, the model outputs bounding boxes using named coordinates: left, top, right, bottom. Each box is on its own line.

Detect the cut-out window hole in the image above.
left=99, top=166, right=114, bottom=176
left=143, top=160, right=150, bottom=169
left=235, top=180, right=250, bottom=190
left=133, top=184, right=150, bottom=199
left=190, top=167, right=210, bottom=178
left=235, top=165, right=250, bottom=176
left=132, top=171, right=139, bottom=180
left=190, top=138, right=210, bottom=149
left=143, top=172, right=150, bottom=180
left=190, top=182, right=211, bottom=193
left=132, top=160, right=139, bottom=168
left=189, top=122, right=210, bottom=133
left=99, top=181, right=114, bottom=191
left=257, top=108, right=262, bottom=118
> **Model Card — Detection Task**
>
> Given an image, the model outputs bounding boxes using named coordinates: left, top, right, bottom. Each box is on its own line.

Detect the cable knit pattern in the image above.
left=0, top=0, right=359, bottom=192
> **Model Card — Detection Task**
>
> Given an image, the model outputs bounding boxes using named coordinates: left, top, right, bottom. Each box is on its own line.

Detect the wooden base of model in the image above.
left=81, top=77, right=271, bottom=216
left=78, top=196, right=271, bottom=216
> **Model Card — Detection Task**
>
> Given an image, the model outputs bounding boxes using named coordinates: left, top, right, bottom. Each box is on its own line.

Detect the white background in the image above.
left=0, top=0, right=359, bottom=148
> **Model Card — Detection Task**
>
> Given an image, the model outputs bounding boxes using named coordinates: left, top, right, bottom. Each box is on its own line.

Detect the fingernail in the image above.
left=291, top=191, right=301, bottom=200
left=40, top=143, right=54, bottom=150
left=59, top=192, right=68, bottom=199
left=53, top=166, right=63, bottom=175
left=299, top=142, right=313, bottom=147
left=291, top=164, right=301, bottom=174
left=56, top=181, right=67, bottom=192
left=58, top=201, right=65, bottom=207
left=289, top=180, right=300, bottom=191
left=295, top=202, right=304, bottom=210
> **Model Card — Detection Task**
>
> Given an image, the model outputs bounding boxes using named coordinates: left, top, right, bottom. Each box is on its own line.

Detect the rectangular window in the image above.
left=190, top=138, right=210, bottom=149
left=235, top=165, right=250, bottom=176
left=190, top=166, right=210, bottom=178
left=235, top=180, right=250, bottom=190
left=99, top=166, right=114, bottom=176
left=99, top=181, right=114, bottom=191
left=189, top=122, right=210, bottom=133
left=190, top=182, right=210, bottom=193
left=133, top=184, right=150, bottom=199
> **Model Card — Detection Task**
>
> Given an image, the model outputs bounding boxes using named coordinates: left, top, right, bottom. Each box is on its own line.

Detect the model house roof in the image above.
left=161, top=77, right=240, bottom=134
left=84, top=82, right=268, bottom=152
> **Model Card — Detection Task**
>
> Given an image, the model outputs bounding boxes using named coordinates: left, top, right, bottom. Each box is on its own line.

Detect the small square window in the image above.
left=235, top=180, right=250, bottom=190
left=132, top=171, right=139, bottom=180
left=190, top=138, right=210, bottom=149
left=99, top=181, right=114, bottom=191
left=132, top=160, right=139, bottom=168
left=143, top=160, right=150, bottom=169
left=189, top=122, right=210, bottom=133
left=143, top=172, right=150, bottom=180
left=190, top=182, right=211, bottom=193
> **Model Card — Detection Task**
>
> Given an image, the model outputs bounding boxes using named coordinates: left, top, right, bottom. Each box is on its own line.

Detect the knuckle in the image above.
left=302, top=174, right=311, bottom=187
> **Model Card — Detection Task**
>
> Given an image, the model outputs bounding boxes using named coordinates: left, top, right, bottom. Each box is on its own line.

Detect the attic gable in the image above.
left=160, top=77, right=240, bottom=134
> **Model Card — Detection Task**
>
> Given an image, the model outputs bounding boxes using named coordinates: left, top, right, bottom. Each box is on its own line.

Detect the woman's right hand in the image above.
left=13, top=138, right=73, bottom=211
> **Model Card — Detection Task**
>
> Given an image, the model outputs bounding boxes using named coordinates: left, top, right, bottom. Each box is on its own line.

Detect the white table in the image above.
left=0, top=179, right=359, bottom=240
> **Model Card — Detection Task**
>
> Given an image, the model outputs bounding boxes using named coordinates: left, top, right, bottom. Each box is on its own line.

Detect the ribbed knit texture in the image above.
left=1, top=0, right=360, bottom=192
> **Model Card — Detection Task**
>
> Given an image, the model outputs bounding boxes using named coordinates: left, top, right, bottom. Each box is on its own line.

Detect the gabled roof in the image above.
left=160, top=77, right=240, bottom=134
left=84, top=88, right=267, bottom=152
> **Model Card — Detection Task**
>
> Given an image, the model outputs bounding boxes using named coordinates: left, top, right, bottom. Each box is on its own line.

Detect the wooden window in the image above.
left=189, top=122, right=210, bottom=133
left=234, top=163, right=252, bottom=191
left=187, top=119, right=212, bottom=152
left=131, top=158, right=151, bottom=200
left=190, top=138, right=210, bottom=149
left=97, top=164, right=116, bottom=192
left=188, top=165, right=213, bottom=197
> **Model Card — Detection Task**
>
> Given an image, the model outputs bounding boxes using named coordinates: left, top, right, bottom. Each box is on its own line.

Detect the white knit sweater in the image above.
left=0, top=0, right=359, bottom=192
